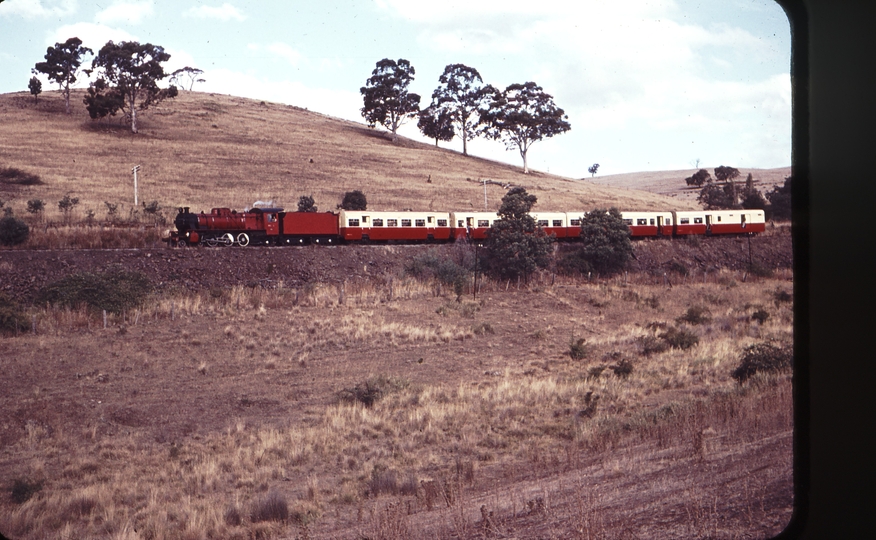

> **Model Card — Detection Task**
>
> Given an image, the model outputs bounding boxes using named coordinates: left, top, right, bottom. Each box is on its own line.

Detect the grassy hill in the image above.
left=0, top=89, right=731, bottom=224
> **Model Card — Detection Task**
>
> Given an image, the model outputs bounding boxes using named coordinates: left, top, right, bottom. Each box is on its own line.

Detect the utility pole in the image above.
left=132, top=165, right=141, bottom=206
left=482, top=179, right=488, bottom=210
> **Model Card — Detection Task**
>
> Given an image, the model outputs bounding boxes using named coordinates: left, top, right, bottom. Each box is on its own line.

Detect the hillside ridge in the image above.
left=1, top=90, right=787, bottom=221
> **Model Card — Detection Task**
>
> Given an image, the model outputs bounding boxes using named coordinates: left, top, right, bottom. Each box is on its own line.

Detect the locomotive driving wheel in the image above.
left=237, top=233, right=250, bottom=247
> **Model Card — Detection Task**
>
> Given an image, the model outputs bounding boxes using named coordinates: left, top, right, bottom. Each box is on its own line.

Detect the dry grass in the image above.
left=0, top=269, right=793, bottom=539
left=0, top=89, right=704, bottom=230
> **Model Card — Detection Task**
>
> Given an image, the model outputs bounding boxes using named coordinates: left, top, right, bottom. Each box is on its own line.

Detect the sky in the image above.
left=0, top=0, right=792, bottom=178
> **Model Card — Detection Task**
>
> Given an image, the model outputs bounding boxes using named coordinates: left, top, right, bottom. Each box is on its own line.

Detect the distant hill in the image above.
left=586, top=167, right=792, bottom=205
left=1, top=90, right=785, bottom=221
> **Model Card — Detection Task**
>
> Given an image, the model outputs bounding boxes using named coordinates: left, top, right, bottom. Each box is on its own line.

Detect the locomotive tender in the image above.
left=169, top=206, right=765, bottom=247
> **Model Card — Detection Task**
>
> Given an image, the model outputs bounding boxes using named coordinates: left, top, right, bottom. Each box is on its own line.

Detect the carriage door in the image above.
left=657, top=215, right=664, bottom=236
left=705, top=214, right=712, bottom=233
left=742, top=214, right=749, bottom=230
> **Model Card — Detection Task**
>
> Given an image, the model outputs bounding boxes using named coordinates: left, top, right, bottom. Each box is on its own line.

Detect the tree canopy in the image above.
left=297, top=195, right=317, bottom=213
left=588, top=164, right=600, bottom=177
left=483, top=187, right=554, bottom=282
left=417, top=104, right=455, bottom=146
left=169, top=67, right=205, bottom=91
left=560, top=208, right=634, bottom=276
left=766, top=176, right=792, bottom=221
left=481, top=82, right=571, bottom=174
left=83, top=41, right=178, bottom=133
left=685, top=169, right=711, bottom=187
left=360, top=59, right=421, bottom=138
left=428, top=64, right=493, bottom=156
left=339, top=190, right=367, bottom=211
left=28, top=76, right=42, bottom=103
left=32, top=37, right=93, bottom=114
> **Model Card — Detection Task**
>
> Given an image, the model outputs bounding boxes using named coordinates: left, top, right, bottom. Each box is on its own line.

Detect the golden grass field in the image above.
left=1, top=89, right=794, bottom=539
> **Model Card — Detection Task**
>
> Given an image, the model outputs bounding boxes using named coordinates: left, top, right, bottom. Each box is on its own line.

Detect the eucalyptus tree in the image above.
left=481, top=82, right=571, bottom=174
left=83, top=41, right=178, bottom=133
left=33, top=37, right=93, bottom=114
left=428, top=64, right=494, bottom=156
left=360, top=58, right=421, bottom=139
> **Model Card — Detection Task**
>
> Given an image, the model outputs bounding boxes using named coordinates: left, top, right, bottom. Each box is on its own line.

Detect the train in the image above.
left=168, top=205, right=766, bottom=247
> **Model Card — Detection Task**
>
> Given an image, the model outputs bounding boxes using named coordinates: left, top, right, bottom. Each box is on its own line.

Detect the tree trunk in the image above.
left=63, top=83, right=71, bottom=114
left=130, top=94, right=138, bottom=134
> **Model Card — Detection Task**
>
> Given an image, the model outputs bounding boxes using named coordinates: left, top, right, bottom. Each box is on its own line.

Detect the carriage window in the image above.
left=637, top=219, right=647, bottom=225
left=348, top=219, right=360, bottom=227
left=680, top=218, right=690, bottom=224
left=478, top=220, right=490, bottom=227
left=623, top=219, right=633, bottom=225
left=428, top=216, right=434, bottom=223
left=571, top=219, right=581, bottom=226
left=401, top=219, right=412, bottom=227
left=415, top=219, right=425, bottom=227
left=717, top=216, right=722, bottom=222
left=650, top=219, right=655, bottom=225
left=267, top=214, right=276, bottom=222
left=694, top=217, right=703, bottom=224
left=373, top=219, right=384, bottom=227
left=458, top=220, right=464, bottom=227
left=553, top=220, right=563, bottom=227
left=387, top=219, right=398, bottom=227
left=437, top=219, right=447, bottom=227
left=537, top=220, right=548, bottom=227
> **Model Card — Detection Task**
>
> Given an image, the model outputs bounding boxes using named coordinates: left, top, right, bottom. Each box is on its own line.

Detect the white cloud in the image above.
left=47, top=22, right=137, bottom=53
left=94, top=1, right=154, bottom=25
left=266, top=43, right=302, bottom=66
left=0, top=0, right=77, bottom=18
left=183, top=3, right=246, bottom=22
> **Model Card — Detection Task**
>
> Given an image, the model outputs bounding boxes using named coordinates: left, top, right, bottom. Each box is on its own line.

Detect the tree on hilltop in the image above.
left=360, top=59, right=421, bottom=140
left=83, top=41, right=178, bottom=134
left=169, top=67, right=205, bottom=91
left=481, top=82, right=571, bottom=174
left=33, top=37, right=93, bottom=114
left=28, top=76, right=42, bottom=103
left=588, top=164, right=600, bottom=177
left=685, top=169, right=711, bottom=187
left=428, top=64, right=494, bottom=156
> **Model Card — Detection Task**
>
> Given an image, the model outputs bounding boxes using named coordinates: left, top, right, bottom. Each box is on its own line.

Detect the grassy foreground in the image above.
left=0, top=269, right=793, bottom=539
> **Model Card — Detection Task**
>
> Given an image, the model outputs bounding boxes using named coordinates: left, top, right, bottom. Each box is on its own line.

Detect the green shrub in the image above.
left=0, top=216, right=29, bottom=246
left=338, top=375, right=409, bottom=407
left=26, top=199, right=45, bottom=214
left=610, top=359, right=634, bottom=378
left=774, top=289, right=792, bottom=304
left=751, top=309, right=770, bottom=324
left=0, top=293, right=30, bottom=335
left=676, top=306, right=711, bottom=325
left=731, top=343, right=793, bottom=382
left=638, top=335, right=669, bottom=356
left=569, top=338, right=591, bottom=360
left=11, top=478, right=42, bottom=504
left=36, top=270, right=151, bottom=314
left=659, top=327, right=699, bottom=350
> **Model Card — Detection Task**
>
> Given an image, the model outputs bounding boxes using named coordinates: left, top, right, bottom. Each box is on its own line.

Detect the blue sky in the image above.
left=1, top=0, right=791, bottom=178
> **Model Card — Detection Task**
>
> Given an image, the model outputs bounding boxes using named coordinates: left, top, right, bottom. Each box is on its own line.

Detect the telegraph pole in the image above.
left=132, top=165, right=141, bottom=206
left=482, top=179, right=488, bottom=209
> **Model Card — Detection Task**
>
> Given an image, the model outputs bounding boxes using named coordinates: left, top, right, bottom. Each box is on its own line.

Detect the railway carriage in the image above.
left=621, top=211, right=675, bottom=237
left=338, top=210, right=452, bottom=242
left=530, top=212, right=570, bottom=239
